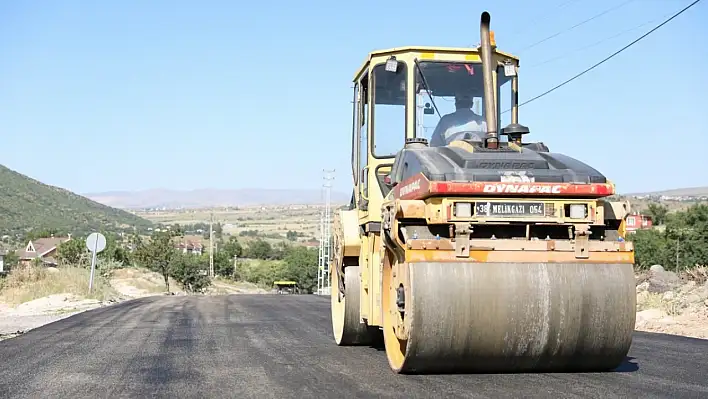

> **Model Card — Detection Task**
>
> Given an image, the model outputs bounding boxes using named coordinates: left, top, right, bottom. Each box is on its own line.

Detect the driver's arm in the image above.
left=429, top=115, right=450, bottom=147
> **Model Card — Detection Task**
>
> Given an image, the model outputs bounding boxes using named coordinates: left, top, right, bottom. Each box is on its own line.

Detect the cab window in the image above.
left=372, top=61, right=407, bottom=158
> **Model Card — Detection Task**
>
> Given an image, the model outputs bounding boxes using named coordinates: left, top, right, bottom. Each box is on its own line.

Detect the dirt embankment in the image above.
left=108, top=268, right=268, bottom=298
left=634, top=265, right=708, bottom=339
left=0, top=266, right=120, bottom=339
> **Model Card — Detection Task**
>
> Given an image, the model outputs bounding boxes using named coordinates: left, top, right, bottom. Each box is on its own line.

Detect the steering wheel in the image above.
left=443, top=130, right=485, bottom=144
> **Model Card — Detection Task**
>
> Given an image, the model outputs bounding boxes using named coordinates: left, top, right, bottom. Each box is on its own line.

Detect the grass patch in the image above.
left=0, top=265, right=117, bottom=305
left=636, top=292, right=664, bottom=312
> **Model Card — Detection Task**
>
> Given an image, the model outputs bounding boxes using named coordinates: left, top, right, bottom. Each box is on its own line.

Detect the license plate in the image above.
left=474, top=201, right=545, bottom=217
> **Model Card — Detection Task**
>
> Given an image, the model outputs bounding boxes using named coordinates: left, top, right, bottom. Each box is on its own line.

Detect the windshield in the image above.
left=415, top=61, right=506, bottom=147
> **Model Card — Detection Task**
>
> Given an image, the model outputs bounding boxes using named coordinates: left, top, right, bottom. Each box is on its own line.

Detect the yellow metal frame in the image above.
left=351, top=45, right=521, bottom=226
left=346, top=44, right=521, bottom=329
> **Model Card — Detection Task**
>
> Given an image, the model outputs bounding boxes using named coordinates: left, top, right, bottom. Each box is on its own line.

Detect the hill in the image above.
left=625, top=186, right=708, bottom=197
left=84, top=188, right=351, bottom=209
left=0, top=165, right=153, bottom=236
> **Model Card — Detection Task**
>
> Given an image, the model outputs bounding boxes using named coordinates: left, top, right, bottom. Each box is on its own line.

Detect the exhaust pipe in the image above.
left=479, top=11, right=498, bottom=149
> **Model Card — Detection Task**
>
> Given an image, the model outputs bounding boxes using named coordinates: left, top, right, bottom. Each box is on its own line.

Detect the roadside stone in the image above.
left=636, top=281, right=650, bottom=293
left=685, top=294, right=701, bottom=304
left=679, top=281, right=696, bottom=293
left=698, top=287, right=708, bottom=301
left=650, top=265, right=665, bottom=272
left=636, top=308, right=664, bottom=322
left=648, top=269, right=681, bottom=293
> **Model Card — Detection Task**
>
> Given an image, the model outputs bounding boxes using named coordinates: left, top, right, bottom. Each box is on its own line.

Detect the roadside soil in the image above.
left=634, top=265, right=708, bottom=339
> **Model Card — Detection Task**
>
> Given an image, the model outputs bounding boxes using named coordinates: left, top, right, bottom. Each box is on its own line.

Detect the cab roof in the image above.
left=353, top=45, right=519, bottom=81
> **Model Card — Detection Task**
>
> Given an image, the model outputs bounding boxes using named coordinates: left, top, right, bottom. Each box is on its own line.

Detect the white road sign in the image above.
left=86, top=232, right=107, bottom=254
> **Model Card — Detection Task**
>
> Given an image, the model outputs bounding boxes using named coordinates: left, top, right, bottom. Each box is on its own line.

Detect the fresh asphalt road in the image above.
left=0, top=295, right=706, bottom=399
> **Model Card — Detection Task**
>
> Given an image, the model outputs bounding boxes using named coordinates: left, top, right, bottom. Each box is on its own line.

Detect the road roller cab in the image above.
left=331, top=11, right=637, bottom=374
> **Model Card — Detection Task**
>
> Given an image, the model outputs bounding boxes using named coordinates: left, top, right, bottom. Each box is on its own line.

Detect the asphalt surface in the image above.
left=0, top=295, right=706, bottom=399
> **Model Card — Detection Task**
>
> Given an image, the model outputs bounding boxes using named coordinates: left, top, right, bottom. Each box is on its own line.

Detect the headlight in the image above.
left=454, top=202, right=472, bottom=218
left=569, top=204, right=587, bottom=219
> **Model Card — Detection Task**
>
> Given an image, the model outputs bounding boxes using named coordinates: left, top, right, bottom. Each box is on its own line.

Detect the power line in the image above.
left=525, top=11, right=672, bottom=69
left=515, top=0, right=637, bottom=53
left=467, top=0, right=583, bottom=47
left=514, top=0, right=703, bottom=110
left=508, top=0, right=584, bottom=37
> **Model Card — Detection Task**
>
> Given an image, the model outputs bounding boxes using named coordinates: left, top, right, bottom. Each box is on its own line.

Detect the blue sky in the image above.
left=1, top=0, right=706, bottom=195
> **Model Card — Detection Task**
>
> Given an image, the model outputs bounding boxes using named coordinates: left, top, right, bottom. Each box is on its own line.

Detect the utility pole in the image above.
left=209, top=212, right=214, bottom=278
left=674, top=227, right=693, bottom=272
left=317, top=208, right=324, bottom=294
left=318, top=169, right=335, bottom=295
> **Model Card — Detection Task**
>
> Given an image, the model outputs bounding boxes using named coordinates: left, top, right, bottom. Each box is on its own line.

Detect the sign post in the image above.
left=86, top=232, right=107, bottom=293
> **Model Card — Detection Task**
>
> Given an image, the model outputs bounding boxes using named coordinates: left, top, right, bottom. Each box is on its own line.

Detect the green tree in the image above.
left=283, top=246, right=319, bottom=293
left=629, top=204, right=708, bottom=271
left=214, top=251, right=234, bottom=277
left=170, top=253, right=211, bottom=293
left=171, top=223, right=183, bottom=235
left=221, top=236, right=243, bottom=259
left=2, top=250, right=19, bottom=272
left=286, top=230, right=299, bottom=241
left=629, top=229, right=671, bottom=269
left=214, top=222, right=223, bottom=240
left=646, top=203, right=669, bottom=225
left=133, top=230, right=179, bottom=291
left=245, top=239, right=273, bottom=260
left=664, top=204, right=708, bottom=270
left=57, top=238, right=89, bottom=266
left=95, top=232, right=131, bottom=264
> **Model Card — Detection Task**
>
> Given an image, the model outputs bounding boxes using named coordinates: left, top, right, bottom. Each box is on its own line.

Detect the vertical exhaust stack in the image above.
left=479, top=11, right=498, bottom=149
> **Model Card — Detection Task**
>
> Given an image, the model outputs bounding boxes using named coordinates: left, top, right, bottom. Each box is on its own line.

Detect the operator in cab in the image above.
left=429, top=93, right=487, bottom=147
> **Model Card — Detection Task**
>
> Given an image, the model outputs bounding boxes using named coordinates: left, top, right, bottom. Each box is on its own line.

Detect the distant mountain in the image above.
left=626, top=186, right=708, bottom=197
left=84, top=188, right=351, bottom=209
left=0, top=165, right=153, bottom=236
left=84, top=184, right=708, bottom=210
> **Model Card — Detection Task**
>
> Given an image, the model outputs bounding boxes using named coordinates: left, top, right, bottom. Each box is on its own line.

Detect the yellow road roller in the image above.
left=330, top=10, right=636, bottom=374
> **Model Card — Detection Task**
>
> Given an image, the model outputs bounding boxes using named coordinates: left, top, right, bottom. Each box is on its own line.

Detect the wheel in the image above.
left=382, top=250, right=412, bottom=372
left=331, top=265, right=378, bottom=345
left=381, top=256, right=636, bottom=374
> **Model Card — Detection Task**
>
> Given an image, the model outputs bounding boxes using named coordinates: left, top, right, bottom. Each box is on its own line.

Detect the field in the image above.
left=132, top=196, right=708, bottom=245
left=134, top=204, right=347, bottom=245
